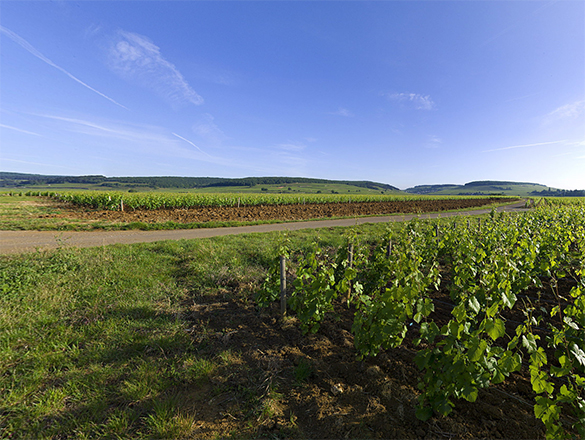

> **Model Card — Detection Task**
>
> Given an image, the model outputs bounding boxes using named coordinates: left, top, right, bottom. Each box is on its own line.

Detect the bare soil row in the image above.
left=187, top=284, right=546, bottom=439
left=56, top=198, right=512, bottom=224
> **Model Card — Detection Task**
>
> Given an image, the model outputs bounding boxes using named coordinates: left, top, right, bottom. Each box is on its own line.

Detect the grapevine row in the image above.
left=20, top=190, right=505, bottom=210
left=257, top=204, right=585, bottom=439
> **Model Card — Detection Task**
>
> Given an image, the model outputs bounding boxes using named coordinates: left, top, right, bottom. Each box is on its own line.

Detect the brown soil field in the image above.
left=54, top=197, right=512, bottom=224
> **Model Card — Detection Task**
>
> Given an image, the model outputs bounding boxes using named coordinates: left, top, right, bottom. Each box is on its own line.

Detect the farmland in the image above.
left=0, top=192, right=513, bottom=231
left=1, top=198, right=584, bottom=438
left=22, top=190, right=507, bottom=210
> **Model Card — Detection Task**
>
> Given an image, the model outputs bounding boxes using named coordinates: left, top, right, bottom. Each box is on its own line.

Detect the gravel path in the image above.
left=0, top=201, right=528, bottom=255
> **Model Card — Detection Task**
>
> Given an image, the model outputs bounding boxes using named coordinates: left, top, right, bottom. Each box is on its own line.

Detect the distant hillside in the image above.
left=404, top=184, right=462, bottom=195
left=405, top=180, right=575, bottom=197
left=0, top=172, right=400, bottom=193
left=4, top=173, right=581, bottom=197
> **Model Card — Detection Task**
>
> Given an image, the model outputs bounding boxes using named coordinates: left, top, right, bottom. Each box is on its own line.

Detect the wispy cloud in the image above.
left=483, top=139, right=568, bottom=153
left=0, top=25, right=127, bottom=110
left=545, top=100, right=585, bottom=122
left=30, top=112, right=233, bottom=166
left=272, top=150, right=307, bottom=171
left=252, top=141, right=310, bottom=174
left=277, top=142, right=307, bottom=152
left=426, top=135, right=442, bottom=149
left=0, top=123, right=42, bottom=137
left=385, top=92, right=435, bottom=110
left=504, top=92, right=541, bottom=103
left=480, top=1, right=560, bottom=48
left=330, top=107, right=354, bottom=117
left=35, top=114, right=172, bottom=144
left=172, top=132, right=209, bottom=156
left=192, top=113, right=227, bottom=144
left=84, top=24, right=102, bottom=39
left=190, top=63, right=238, bottom=86
left=108, top=30, right=203, bottom=107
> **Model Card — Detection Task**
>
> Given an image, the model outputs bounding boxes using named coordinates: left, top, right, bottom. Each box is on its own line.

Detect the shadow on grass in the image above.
left=28, top=304, right=203, bottom=438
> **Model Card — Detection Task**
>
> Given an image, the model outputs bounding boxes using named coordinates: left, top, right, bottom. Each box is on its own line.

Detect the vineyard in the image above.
left=258, top=203, right=585, bottom=439
left=21, top=190, right=507, bottom=211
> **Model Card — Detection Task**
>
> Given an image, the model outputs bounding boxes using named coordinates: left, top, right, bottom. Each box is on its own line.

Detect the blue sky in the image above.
left=1, top=1, right=584, bottom=190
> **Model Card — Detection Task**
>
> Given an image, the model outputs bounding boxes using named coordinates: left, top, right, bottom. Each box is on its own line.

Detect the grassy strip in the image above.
left=1, top=244, right=195, bottom=438
left=0, top=225, right=365, bottom=438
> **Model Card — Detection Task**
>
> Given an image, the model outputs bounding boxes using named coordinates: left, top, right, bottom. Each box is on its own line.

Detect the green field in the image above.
left=178, top=182, right=401, bottom=195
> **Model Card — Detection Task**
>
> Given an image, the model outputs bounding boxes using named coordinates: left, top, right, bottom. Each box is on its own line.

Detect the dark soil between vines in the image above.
left=185, top=282, right=550, bottom=440
left=53, top=198, right=512, bottom=224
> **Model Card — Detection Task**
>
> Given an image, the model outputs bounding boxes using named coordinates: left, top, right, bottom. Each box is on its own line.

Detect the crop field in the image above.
left=0, top=192, right=514, bottom=231
left=20, top=190, right=507, bottom=210
left=538, top=197, right=585, bottom=206
left=1, top=200, right=583, bottom=439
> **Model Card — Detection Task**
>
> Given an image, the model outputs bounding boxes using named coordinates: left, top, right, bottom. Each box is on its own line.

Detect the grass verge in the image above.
left=0, top=225, right=360, bottom=438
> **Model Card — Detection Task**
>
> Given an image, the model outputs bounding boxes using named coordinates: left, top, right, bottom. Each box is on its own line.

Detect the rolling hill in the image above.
left=0, top=172, right=400, bottom=194
left=2, top=173, right=583, bottom=197
left=404, top=180, right=584, bottom=197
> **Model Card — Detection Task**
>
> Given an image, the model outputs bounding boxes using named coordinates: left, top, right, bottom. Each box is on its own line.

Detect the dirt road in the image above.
left=0, top=201, right=528, bottom=254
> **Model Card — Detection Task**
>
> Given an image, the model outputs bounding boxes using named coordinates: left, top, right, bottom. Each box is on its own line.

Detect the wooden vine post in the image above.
left=346, top=242, right=354, bottom=302
left=279, top=255, right=287, bottom=316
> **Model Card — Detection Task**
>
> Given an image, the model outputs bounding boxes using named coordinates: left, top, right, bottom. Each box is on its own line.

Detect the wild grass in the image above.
left=0, top=225, right=362, bottom=438
left=0, top=243, right=198, bottom=438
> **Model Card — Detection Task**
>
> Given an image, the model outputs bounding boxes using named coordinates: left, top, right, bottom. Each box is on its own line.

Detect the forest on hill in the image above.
left=0, top=172, right=398, bottom=192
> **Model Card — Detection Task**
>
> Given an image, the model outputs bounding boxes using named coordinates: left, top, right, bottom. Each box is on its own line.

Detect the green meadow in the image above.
left=0, top=226, right=358, bottom=438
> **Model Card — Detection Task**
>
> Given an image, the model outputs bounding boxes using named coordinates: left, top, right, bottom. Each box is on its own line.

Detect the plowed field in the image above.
left=60, top=198, right=511, bottom=224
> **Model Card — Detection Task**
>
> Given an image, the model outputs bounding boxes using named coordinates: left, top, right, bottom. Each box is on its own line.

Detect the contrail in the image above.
left=483, top=139, right=568, bottom=153
left=172, top=132, right=210, bottom=156
left=0, top=25, right=128, bottom=110
left=0, top=123, right=41, bottom=136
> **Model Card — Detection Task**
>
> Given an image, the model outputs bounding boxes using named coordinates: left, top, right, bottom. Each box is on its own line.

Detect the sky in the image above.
left=1, top=1, right=584, bottom=190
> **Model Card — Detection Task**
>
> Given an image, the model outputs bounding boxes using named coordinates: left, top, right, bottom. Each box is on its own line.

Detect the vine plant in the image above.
left=257, top=203, right=585, bottom=439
